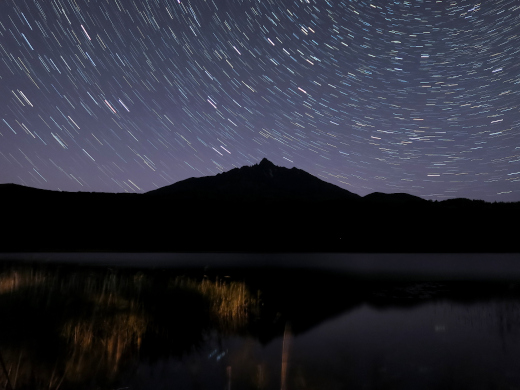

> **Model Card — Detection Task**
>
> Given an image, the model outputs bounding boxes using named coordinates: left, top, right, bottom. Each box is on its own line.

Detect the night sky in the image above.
left=1, top=0, right=519, bottom=201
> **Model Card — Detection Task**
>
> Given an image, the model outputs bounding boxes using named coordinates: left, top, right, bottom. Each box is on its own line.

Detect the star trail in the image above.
left=1, top=0, right=519, bottom=201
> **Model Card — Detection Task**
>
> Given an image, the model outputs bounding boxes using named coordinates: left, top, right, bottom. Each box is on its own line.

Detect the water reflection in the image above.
left=0, top=262, right=520, bottom=389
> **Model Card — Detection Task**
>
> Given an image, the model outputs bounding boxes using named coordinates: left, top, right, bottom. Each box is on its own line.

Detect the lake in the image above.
left=0, top=253, right=519, bottom=389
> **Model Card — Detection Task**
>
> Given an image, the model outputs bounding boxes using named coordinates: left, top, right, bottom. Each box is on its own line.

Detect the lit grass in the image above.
left=171, top=276, right=260, bottom=332
left=0, top=264, right=261, bottom=389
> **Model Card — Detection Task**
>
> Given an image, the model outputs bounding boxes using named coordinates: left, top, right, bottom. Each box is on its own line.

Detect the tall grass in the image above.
left=0, top=264, right=261, bottom=389
left=171, top=276, right=260, bottom=332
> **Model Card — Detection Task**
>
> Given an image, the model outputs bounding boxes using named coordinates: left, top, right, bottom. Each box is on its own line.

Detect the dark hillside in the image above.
left=146, top=158, right=361, bottom=202
left=1, top=160, right=519, bottom=252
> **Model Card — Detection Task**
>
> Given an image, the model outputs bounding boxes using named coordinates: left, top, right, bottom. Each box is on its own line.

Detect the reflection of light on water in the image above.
left=435, top=324, right=446, bottom=332
left=281, top=322, right=292, bottom=390
left=2, top=262, right=520, bottom=389
left=226, top=365, right=232, bottom=390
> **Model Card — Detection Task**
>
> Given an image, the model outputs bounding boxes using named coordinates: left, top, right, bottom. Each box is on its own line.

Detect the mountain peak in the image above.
left=146, top=158, right=361, bottom=201
left=258, top=157, right=275, bottom=167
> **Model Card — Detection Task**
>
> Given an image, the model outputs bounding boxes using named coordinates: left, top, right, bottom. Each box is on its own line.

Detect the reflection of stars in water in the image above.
left=1, top=0, right=519, bottom=201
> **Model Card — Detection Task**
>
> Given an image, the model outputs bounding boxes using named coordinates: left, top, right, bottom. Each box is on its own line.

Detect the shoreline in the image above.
left=1, top=252, right=519, bottom=280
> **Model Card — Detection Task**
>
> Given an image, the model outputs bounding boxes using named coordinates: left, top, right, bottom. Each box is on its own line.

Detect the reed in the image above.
left=0, top=265, right=262, bottom=389
left=171, top=275, right=260, bottom=331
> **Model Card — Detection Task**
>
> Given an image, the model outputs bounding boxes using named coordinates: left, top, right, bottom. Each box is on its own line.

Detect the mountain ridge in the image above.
left=1, top=159, right=517, bottom=205
left=145, top=157, right=361, bottom=202
left=1, top=158, right=519, bottom=253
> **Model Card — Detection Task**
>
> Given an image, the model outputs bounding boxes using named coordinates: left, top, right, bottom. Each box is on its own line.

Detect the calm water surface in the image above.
left=0, top=253, right=519, bottom=389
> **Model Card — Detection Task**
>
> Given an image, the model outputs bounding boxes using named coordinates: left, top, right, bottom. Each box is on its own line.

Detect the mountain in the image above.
left=0, top=160, right=426, bottom=205
left=1, top=158, right=519, bottom=253
left=0, top=183, right=55, bottom=196
left=146, top=158, right=361, bottom=202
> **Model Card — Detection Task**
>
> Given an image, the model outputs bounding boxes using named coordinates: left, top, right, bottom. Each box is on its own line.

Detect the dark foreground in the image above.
left=1, top=257, right=520, bottom=389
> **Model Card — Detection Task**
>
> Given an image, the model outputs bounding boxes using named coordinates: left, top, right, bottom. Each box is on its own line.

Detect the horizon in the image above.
left=1, top=1, right=520, bottom=202
left=1, top=158, right=516, bottom=203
